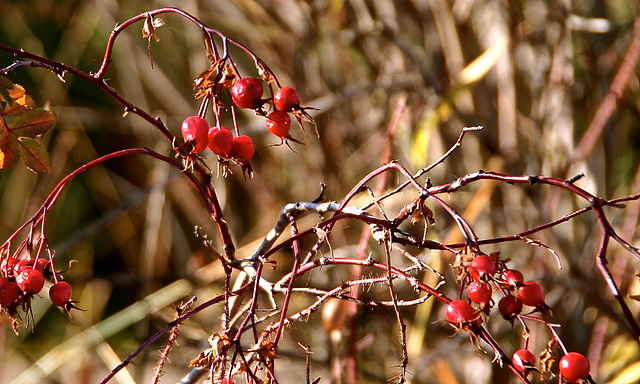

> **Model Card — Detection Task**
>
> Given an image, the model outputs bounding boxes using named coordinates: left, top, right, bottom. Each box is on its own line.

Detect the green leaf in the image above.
left=17, top=137, right=51, bottom=173
left=10, top=109, right=57, bottom=137
left=0, top=126, right=19, bottom=169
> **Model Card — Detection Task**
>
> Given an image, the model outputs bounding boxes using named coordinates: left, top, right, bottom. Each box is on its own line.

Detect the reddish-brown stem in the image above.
left=99, top=282, right=252, bottom=384
left=95, top=8, right=280, bottom=85
left=593, top=208, right=640, bottom=341
left=0, top=148, right=213, bottom=256
left=2, top=27, right=236, bottom=258
left=475, top=326, right=532, bottom=384
left=273, top=216, right=301, bottom=345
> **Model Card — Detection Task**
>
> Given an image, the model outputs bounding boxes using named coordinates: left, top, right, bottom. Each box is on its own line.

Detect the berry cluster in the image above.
left=180, top=115, right=255, bottom=163
left=181, top=72, right=314, bottom=177
left=445, top=253, right=592, bottom=383
left=0, top=255, right=77, bottom=332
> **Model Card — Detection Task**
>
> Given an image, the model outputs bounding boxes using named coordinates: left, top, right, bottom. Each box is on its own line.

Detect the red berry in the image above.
left=266, top=111, right=291, bottom=139
left=498, top=295, right=523, bottom=320
left=468, top=255, right=497, bottom=281
left=49, top=281, right=72, bottom=307
left=36, top=258, right=49, bottom=272
left=181, top=116, right=209, bottom=153
left=231, top=135, right=255, bottom=161
left=14, top=258, right=47, bottom=274
left=273, top=87, right=300, bottom=112
left=512, top=349, right=536, bottom=372
left=0, top=279, right=21, bottom=306
left=13, top=259, right=32, bottom=275
left=500, top=269, right=525, bottom=290
left=517, top=281, right=546, bottom=307
left=446, top=299, right=480, bottom=327
left=467, top=281, right=492, bottom=307
left=16, top=269, right=45, bottom=295
left=559, top=352, right=590, bottom=383
left=208, top=126, right=233, bottom=156
left=231, top=77, right=263, bottom=109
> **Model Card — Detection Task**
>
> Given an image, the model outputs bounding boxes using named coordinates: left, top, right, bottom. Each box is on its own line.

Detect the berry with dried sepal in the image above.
left=232, top=77, right=263, bottom=109
left=181, top=116, right=209, bottom=153
left=559, top=352, right=590, bottom=383
left=273, top=87, right=300, bottom=112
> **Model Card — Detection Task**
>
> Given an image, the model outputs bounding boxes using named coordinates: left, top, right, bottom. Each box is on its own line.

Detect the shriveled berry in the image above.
left=446, top=299, right=480, bottom=327
left=231, top=77, right=263, bottom=109
left=16, top=269, right=45, bottom=295
left=517, top=281, right=546, bottom=307
left=181, top=116, right=209, bottom=153
left=500, top=269, right=525, bottom=290
left=49, top=281, right=72, bottom=307
left=467, top=281, right=492, bottom=307
left=468, top=255, right=497, bottom=281
left=559, top=352, right=590, bottom=383
left=498, top=295, right=523, bottom=320
left=231, top=135, right=255, bottom=161
left=512, top=349, right=536, bottom=372
left=273, top=87, right=300, bottom=112
left=14, top=258, right=47, bottom=274
left=0, top=279, right=21, bottom=306
left=208, top=126, right=233, bottom=157
left=1, top=257, right=19, bottom=277
left=266, top=111, right=291, bottom=139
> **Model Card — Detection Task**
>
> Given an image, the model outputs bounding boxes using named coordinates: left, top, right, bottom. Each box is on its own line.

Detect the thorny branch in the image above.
left=1, top=6, right=638, bottom=384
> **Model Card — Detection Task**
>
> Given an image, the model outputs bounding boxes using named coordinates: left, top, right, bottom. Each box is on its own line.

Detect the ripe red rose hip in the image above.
left=208, top=126, right=233, bottom=157
left=0, top=279, right=21, bottom=306
left=273, top=87, right=300, bottom=112
left=16, top=269, right=45, bottom=295
left=231, top=77, right=263, bottom=109
left=181, top=116, right=209, bottom=153
left=498, top=295, right=523, bottom=320
left=231, top=135, right=255, bottom=161
left=266, top=111, right=292, bottom=139
left=500, top=269, right=524, bottom=290
left=512, top=349, right=536, bottom=372
left=467, top=281, right=492, bottom=307
left=468, top=255, right=497, bottom=281
left=446, top=299, right=480, bottom=327
left=49, top=281, right=73, bottom=307
left=517, top=281, right=546, bottom=307
left=559, top=352, right=590, bottom=382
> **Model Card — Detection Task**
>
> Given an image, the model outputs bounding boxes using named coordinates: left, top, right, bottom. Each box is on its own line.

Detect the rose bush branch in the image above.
left=0, top=148, right=212, bottom=266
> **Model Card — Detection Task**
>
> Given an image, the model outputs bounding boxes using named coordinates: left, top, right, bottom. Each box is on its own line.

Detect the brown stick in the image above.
left=571, top=15, right=640, bottom=165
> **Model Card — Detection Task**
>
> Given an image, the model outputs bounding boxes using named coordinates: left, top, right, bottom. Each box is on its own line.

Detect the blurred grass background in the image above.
left=0, top=0, right=640, bottom=383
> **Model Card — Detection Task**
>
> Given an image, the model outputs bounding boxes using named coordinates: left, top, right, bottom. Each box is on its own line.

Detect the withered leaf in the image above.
left=189, top=350, right=211, bottom=368
left=142, top=14, right=164, bottom=42
left=422, top=204, right=436, bottom=225
left=248, top=340, right=278, bottom=360
left=202, top=29, right=217, bottom=65
left=209, top=332, right=232, bottom=356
